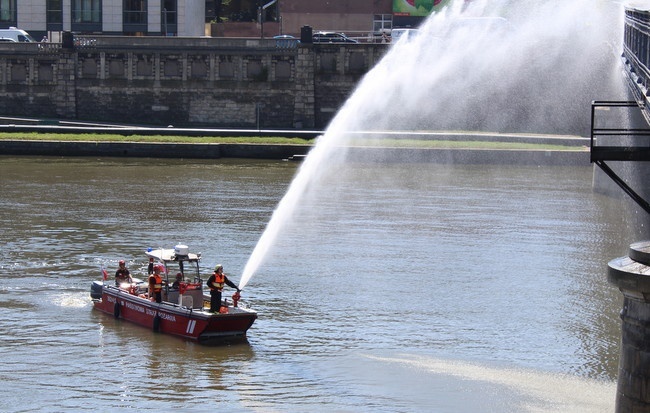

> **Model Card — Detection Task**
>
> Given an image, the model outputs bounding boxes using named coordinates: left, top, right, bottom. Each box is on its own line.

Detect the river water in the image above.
left=0, top=155, right=633, bottom=412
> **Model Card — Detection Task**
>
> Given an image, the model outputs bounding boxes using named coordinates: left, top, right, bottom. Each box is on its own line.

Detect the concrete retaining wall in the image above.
left=0, top=140, right=589, bottom=165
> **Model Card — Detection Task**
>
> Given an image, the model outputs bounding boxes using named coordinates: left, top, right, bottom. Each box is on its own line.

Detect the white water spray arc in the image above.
left=238, top=129, right=342, bottom=289
left=238, top=0, right=624, bottom=290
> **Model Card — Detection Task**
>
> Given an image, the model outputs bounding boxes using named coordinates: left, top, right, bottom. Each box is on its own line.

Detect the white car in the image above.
left=0, top=27, right=36, bottom=42
left=391, top=28, right=419, bottom=43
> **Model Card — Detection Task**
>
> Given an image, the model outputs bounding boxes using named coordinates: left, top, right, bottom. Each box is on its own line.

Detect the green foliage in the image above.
left=415, top=0, right=434, bottom=12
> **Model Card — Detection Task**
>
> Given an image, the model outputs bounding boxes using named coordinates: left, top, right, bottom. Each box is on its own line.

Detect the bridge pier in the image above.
left=608, top=241, right=650, bottom=412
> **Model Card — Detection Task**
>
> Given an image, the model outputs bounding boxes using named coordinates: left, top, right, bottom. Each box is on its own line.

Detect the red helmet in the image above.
left=153, top=264, right=164, bottom=273
left=119, top=260, right=125, bottom=266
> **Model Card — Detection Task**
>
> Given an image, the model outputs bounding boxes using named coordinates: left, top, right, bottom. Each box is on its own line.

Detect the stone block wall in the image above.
left=0, top=40, right=387, bottom=129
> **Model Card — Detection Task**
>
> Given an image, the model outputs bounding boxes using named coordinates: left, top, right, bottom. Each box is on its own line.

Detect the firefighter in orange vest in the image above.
left=207, top=264, right=239, bottom=313
left=148, top=264, right=165, bottom=303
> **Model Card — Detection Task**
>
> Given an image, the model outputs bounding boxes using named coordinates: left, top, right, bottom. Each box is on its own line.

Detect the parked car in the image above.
left=274, top=34, right=300, bottom=48
left=391, top=28, right=419, bottom=43
left=0, top=27, right=35, bottom=42
left=312, top=31, right=358, bottom=44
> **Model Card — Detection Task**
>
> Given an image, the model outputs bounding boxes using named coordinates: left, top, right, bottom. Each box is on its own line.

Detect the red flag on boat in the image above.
left=102, top=268, right=109, bottom=281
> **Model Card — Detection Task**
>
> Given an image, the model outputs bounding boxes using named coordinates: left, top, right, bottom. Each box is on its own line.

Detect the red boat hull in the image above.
left=93, top=284, right=257, bottom=344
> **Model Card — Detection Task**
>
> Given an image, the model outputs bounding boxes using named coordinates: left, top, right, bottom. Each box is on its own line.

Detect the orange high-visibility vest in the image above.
left=210, top=273, right=225, bottom=291
left=149, top=274, right=163, bottom=292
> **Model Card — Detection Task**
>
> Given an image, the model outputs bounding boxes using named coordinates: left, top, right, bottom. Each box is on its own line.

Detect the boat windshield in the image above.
left=161, top=259, right=202, bottom=283
left=146, top=248, right=203, bottom=283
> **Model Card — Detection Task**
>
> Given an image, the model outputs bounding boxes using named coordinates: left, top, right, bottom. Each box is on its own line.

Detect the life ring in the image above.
left=153, top=315, right=161, bottom=332
left=113, top=302, right=121, bottom=318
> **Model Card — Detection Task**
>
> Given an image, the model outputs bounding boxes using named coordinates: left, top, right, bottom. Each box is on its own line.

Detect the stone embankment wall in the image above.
left=0, top=38, right=387, bottom=129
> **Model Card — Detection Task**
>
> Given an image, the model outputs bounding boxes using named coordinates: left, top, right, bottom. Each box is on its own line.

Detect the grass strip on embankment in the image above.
left=0, top=132, right=586, bottom=151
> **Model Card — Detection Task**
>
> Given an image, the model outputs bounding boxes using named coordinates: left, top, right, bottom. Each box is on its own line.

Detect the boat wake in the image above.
left=363, top=353, right=615, bottom=412
left=51, top=291, right=91, bottom=308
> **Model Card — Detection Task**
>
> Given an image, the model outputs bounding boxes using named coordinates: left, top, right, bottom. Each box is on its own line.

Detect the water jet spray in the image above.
left=238, top=0, right=624, bottom=290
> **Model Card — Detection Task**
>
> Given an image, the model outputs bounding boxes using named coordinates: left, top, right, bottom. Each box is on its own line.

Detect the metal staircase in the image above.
left=590, top=100, right=650, bottom=214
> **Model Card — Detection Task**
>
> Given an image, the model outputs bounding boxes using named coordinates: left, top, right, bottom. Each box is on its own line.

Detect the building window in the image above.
left=0, top=0, right=16, bottom=24
left=205, top=0, right=217, bottom=23
left=72, top=0, right=102, bottom=24
left=373, top=14, right=392, bottom=34
left=124, top=0, right=146, bottom=24
left=205, top=0, right=234, bottom=23
left=162, top=0, right=177, bottom=35
left=221, top=0, right=259, bottom=22
left=47, top=0, right=63, bottom=26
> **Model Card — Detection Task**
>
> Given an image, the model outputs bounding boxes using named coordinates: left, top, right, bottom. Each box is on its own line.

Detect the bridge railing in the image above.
left=623, top=7, right=650, bottom=107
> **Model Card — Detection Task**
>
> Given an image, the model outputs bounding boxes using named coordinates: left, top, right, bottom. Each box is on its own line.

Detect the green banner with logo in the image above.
left=393, top=0, right=451, bottom=17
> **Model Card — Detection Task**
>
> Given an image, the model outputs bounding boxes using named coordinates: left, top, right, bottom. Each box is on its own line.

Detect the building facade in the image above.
left=0, top=1, right=449, bottom=41
left=205, top=0, right=436, bottom=39
left=281, top=0, right=454, bottom=35
left=279, top=0, right=394, bottom=37
left=205, top=0, right=452, bottom=38
left=0, top=0, right=205, bottom=39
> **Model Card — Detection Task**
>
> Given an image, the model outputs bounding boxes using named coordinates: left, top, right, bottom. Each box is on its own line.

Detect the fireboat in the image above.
left=90, top=244, right=257, bottom=344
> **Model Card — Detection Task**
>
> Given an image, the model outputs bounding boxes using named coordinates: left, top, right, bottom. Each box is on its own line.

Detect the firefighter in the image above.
left=148, top=264, right=164, bottom=303
left=206, top=264, right=239, bottom=313
left=115, top=259, right=133, bottom=286
left=172, top=272, right=183, bottom=289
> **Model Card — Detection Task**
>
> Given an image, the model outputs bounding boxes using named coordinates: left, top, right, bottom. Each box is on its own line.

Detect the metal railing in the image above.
left=623, top=6, right=650, bottom=120
left=590, top=100, right=650, bottom=214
